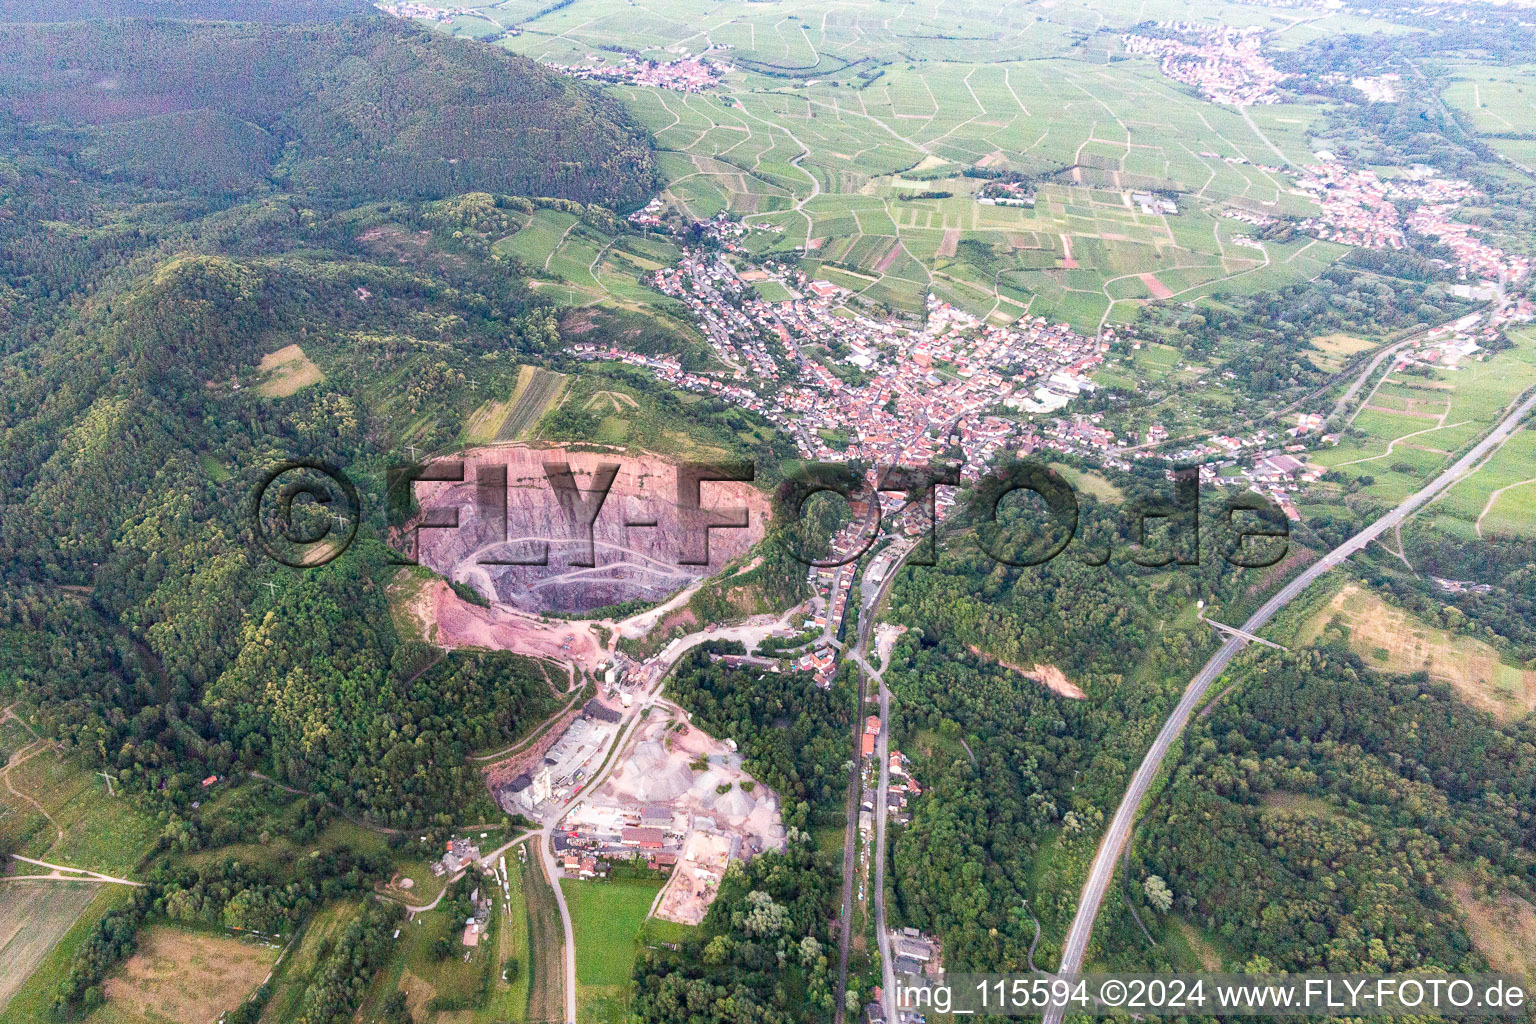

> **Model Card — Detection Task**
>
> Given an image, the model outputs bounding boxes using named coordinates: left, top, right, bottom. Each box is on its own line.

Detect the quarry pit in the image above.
left=409, top=443, right=769, bottom=615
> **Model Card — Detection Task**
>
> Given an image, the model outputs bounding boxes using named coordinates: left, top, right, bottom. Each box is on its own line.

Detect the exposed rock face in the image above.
left=411, top=444, right=768, bottom=613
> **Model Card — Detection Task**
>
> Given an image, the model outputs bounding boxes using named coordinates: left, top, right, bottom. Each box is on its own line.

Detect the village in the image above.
left=550, top=54, right=723, bottom=92
left=572, top=250, right=1112, bottom=492
left=1295, top=159, right=1533, bottom=285
left=1120, top=22, right=1286, bottom=106
left=575, top=194, right=1533, bottom=544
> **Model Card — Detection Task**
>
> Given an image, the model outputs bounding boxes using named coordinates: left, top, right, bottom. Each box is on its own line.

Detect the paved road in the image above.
left=536, top=832, right=579, bottom=1024
left=1239, top=104, right=1290, bottom=168
left=872, top=675, right=897, bottom=1024
left=1044, top=382, right=1536, bottom=1023
left=1328, top=334, right=1420, bottom=422
left=532, top=673, right=668, bottom=1024
left=525, top=617, right=759, bottom=1024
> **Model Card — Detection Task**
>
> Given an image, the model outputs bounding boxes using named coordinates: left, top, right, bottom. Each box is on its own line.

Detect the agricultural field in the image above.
left=0, top=881, right=102, bottom=1014
left=492, top=210, right=687, bottom=311
left=532, top=368, right=776, bottom=461
left=1429, top=425, right=1536, bottom=540
left=88, top=925, right=280, bottom=1024
left=1300, top=583, right=1536, bottom=723
left=476, top=844, right=534, bottom=1023
left=520, top=845, right=565, bottom=1024
left=501, top=367, right=569, bottom=443
left=473, top=0, right=1366, bottom=330
left=1442, top=64, right=1536, bottom=169
left=462, top=364, right=569, bottom=445
left=1307, top=329, right=1536, bottom=509
left=560, top=876, right=666, bottom=1024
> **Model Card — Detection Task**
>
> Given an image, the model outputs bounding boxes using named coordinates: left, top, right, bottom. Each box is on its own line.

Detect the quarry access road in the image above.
left=1045, top=380, right=1536, bottom=1024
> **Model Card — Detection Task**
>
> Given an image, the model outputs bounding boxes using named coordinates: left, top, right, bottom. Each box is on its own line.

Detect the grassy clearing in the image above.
left=561, top=877, right=664, bottom=1024
left=1449, top=872, right=1536, bottom=985
left=495, top=209, right=580, bottom=271
left=182, top=818, right=389, bottom=879
left=0, top=881, right=101, bottom=1014
left=1259, top=790, right=1345, bottom=821
left=0, top=747, right=158, bottom=878
left=637, top=916, right=695, bottom=949
left=1307, top=332, right=1376, bottom=371
left=1301, top=583, right=1536, bottom=722
left=1167, top=918, right=1225, bottom=972
left=386, top=565, right=438, bottom=645
left=91, top=925, right=280, bottom=1024
left=385, top=901, right=494, bottom=1021
left=255, top=343, right=323, bottom=397
left=520, top=845, right=564, bottom=1024
left=1049, top=462, right=1125, bottom=504
left=751, top=279, right=794, bottom=302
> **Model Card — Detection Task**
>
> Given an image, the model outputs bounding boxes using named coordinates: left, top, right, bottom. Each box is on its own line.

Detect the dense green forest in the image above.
left=1132, top=642, right=1534, bottom=974
left=0, top=0, right=371, bottom=21
left=880, top=478, right=1309, bottom=971
left=0, top=7, right=676, bottom=1015
left=0, top=17, right=658, bottom=206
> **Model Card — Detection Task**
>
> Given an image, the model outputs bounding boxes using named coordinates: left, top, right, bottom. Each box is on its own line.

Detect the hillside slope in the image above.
left=0, top=9, right=665, bottom=830
left=0, top=16, right=658, bottom=205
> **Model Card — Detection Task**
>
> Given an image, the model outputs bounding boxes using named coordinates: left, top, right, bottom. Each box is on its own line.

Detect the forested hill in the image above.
left=0, top=0, right=372, bottom=22
left=0, top=6, right=664, bottom=832
left=0, top=16, right=659, bottom=206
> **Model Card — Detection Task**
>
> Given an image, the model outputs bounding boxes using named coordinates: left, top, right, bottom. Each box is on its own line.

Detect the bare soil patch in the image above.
left=968, top=646, right=1086, bottom=699
left=426, top=580, right=606, bottom=673
left=102, top=924, right=278, bottom=1023
left=936, top=228, right=961, bottom=258
left=1137, top=271, right=1173, bottom=299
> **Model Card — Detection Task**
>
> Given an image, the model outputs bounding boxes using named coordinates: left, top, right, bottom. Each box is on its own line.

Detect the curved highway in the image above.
left=1044, top=382, right=1536, bottom=1023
